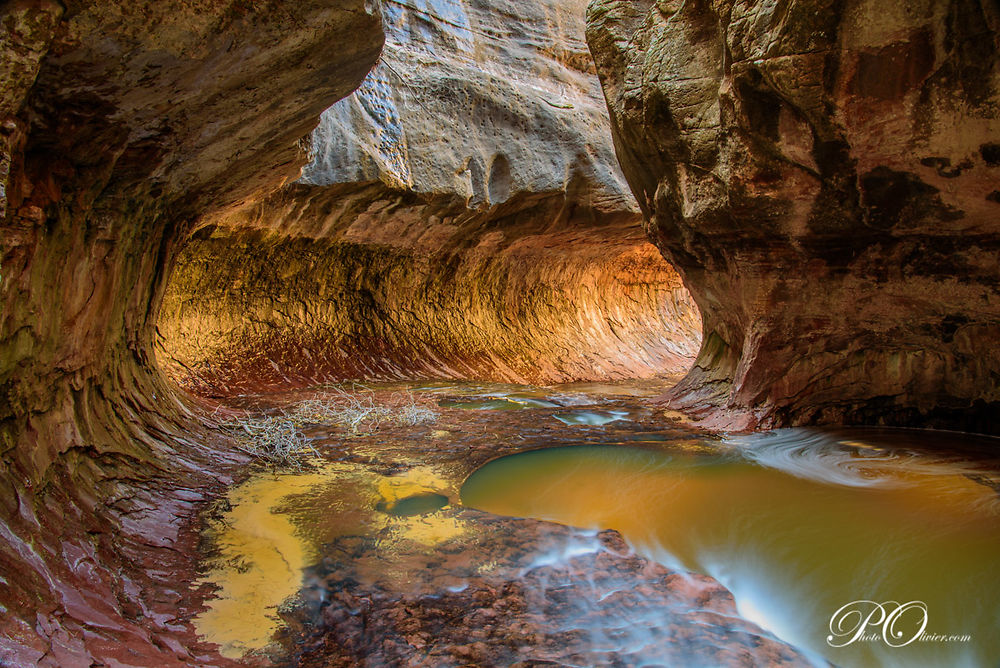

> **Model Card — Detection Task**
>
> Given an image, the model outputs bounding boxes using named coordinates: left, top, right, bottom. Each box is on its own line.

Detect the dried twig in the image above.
left=220, top=386, right=440, bottom=469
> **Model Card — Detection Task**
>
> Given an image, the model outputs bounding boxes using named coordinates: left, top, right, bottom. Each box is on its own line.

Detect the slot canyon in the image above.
left=0, top=1, right=997, bottom=667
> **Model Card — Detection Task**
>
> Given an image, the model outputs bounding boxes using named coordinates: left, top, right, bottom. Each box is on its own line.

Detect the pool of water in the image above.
left=193, top=381, right=1000, bottom=666
left=461, top=429, right=1000, bottom=667
left=194, top=458, right=467, bottom=658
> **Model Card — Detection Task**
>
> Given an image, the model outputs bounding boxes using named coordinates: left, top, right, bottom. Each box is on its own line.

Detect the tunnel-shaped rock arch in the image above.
left=3, top=0, right=999, bottom=665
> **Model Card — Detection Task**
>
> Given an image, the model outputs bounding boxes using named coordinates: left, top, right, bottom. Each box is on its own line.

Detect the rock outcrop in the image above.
left=158, top=0, right=702, bottom=393
left=587, top=0, right=1000, bottom=433
left=0, top=1, right=382, bottom=663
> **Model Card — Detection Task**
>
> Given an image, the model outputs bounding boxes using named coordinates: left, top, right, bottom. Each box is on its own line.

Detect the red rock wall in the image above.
left=158, top=184, right=701, bottom=394
left=0, top=2, right=382, bottom=663
left=587, top=0, right=1000, bottom=433
left=156, top=0, right=703, bottom=395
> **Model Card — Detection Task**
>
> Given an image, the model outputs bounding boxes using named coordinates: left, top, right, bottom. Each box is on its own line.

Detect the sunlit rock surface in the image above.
left=0, top=1, right=382, bottom=664
left=161, top=184, right=699, bottom=392
left=159, top=0, right=702, bottom=392
left=303, top=0, right=633, bottom=209
left=586, top=0, right=1000, bottom=433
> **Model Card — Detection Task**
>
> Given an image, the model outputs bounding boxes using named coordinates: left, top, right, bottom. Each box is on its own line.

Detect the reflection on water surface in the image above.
left=462, top=429, right=1000, bottom=667
left=195, top=460, right=459, bottom=657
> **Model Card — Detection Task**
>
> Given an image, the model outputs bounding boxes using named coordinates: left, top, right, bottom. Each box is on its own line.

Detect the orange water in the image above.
left=461, top=430, right=1000, bottom=667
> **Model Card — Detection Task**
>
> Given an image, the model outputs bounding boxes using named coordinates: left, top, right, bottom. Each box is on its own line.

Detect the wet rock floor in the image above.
left=194, top=380, right=814, bottom=666
left=285, top=517, right=809, bottom=667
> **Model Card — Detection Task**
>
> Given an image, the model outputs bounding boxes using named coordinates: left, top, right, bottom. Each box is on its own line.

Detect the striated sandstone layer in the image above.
left=160, top=183, right=699, bottom=394
left=0, top=1, right=382, bottom=664
left=587, top=0, right=1000, bottom=433
left=159, top=0, right=702, bottom=393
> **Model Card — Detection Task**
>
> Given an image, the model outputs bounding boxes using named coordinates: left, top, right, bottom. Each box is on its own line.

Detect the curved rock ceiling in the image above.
left=157, top=0, right=702, bottom=393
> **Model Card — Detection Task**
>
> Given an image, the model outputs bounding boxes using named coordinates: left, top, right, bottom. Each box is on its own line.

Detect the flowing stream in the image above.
left=194, top=381, right=1000, bottom=666
left=462, top=432, right=1000, bottom=667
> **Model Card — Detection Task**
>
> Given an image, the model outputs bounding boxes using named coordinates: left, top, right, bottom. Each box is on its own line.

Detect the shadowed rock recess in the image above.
left=587, top=0, right=1000, bottom=432
left=157, top=0, right=701, bottom=394
left=0, top=0, right=700, bottom=663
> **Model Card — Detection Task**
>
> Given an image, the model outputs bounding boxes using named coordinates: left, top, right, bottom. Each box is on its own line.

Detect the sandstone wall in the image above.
left=160, top=0, right=702, bottom=392
left=587, top=0, right=1000, bottom=432
left=0, top=2, right=382, bottom=663
left=161, top=183, right=699, bottom=393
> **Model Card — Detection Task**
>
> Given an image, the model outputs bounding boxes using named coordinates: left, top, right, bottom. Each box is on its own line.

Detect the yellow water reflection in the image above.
left=194, top=462, right=460, bottom=658
left=460, top=434, right=1000, bottom=668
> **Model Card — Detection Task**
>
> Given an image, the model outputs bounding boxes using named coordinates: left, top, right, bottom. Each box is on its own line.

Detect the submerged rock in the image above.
left=283, top=512, right=813, bottom=667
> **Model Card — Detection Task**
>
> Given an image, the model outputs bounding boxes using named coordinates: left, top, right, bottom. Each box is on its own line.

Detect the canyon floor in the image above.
left=187, top=380, right=1000, bottom=667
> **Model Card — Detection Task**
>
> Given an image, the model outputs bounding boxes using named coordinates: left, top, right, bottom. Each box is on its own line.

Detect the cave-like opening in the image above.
left=2, top=0, right=1000, bottom=666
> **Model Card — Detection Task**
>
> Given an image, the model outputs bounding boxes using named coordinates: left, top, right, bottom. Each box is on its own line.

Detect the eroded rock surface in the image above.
left=0, top=1, right=382, bottom=663
left=302, top=0, right=635, bottom=209
left=192, top=382, right=814, bottom=666
left=160, top=183, right=699, bottom=393
left=159, top=0, right=702, bottom=393
left=587, top=0, right=1000, bottom=433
